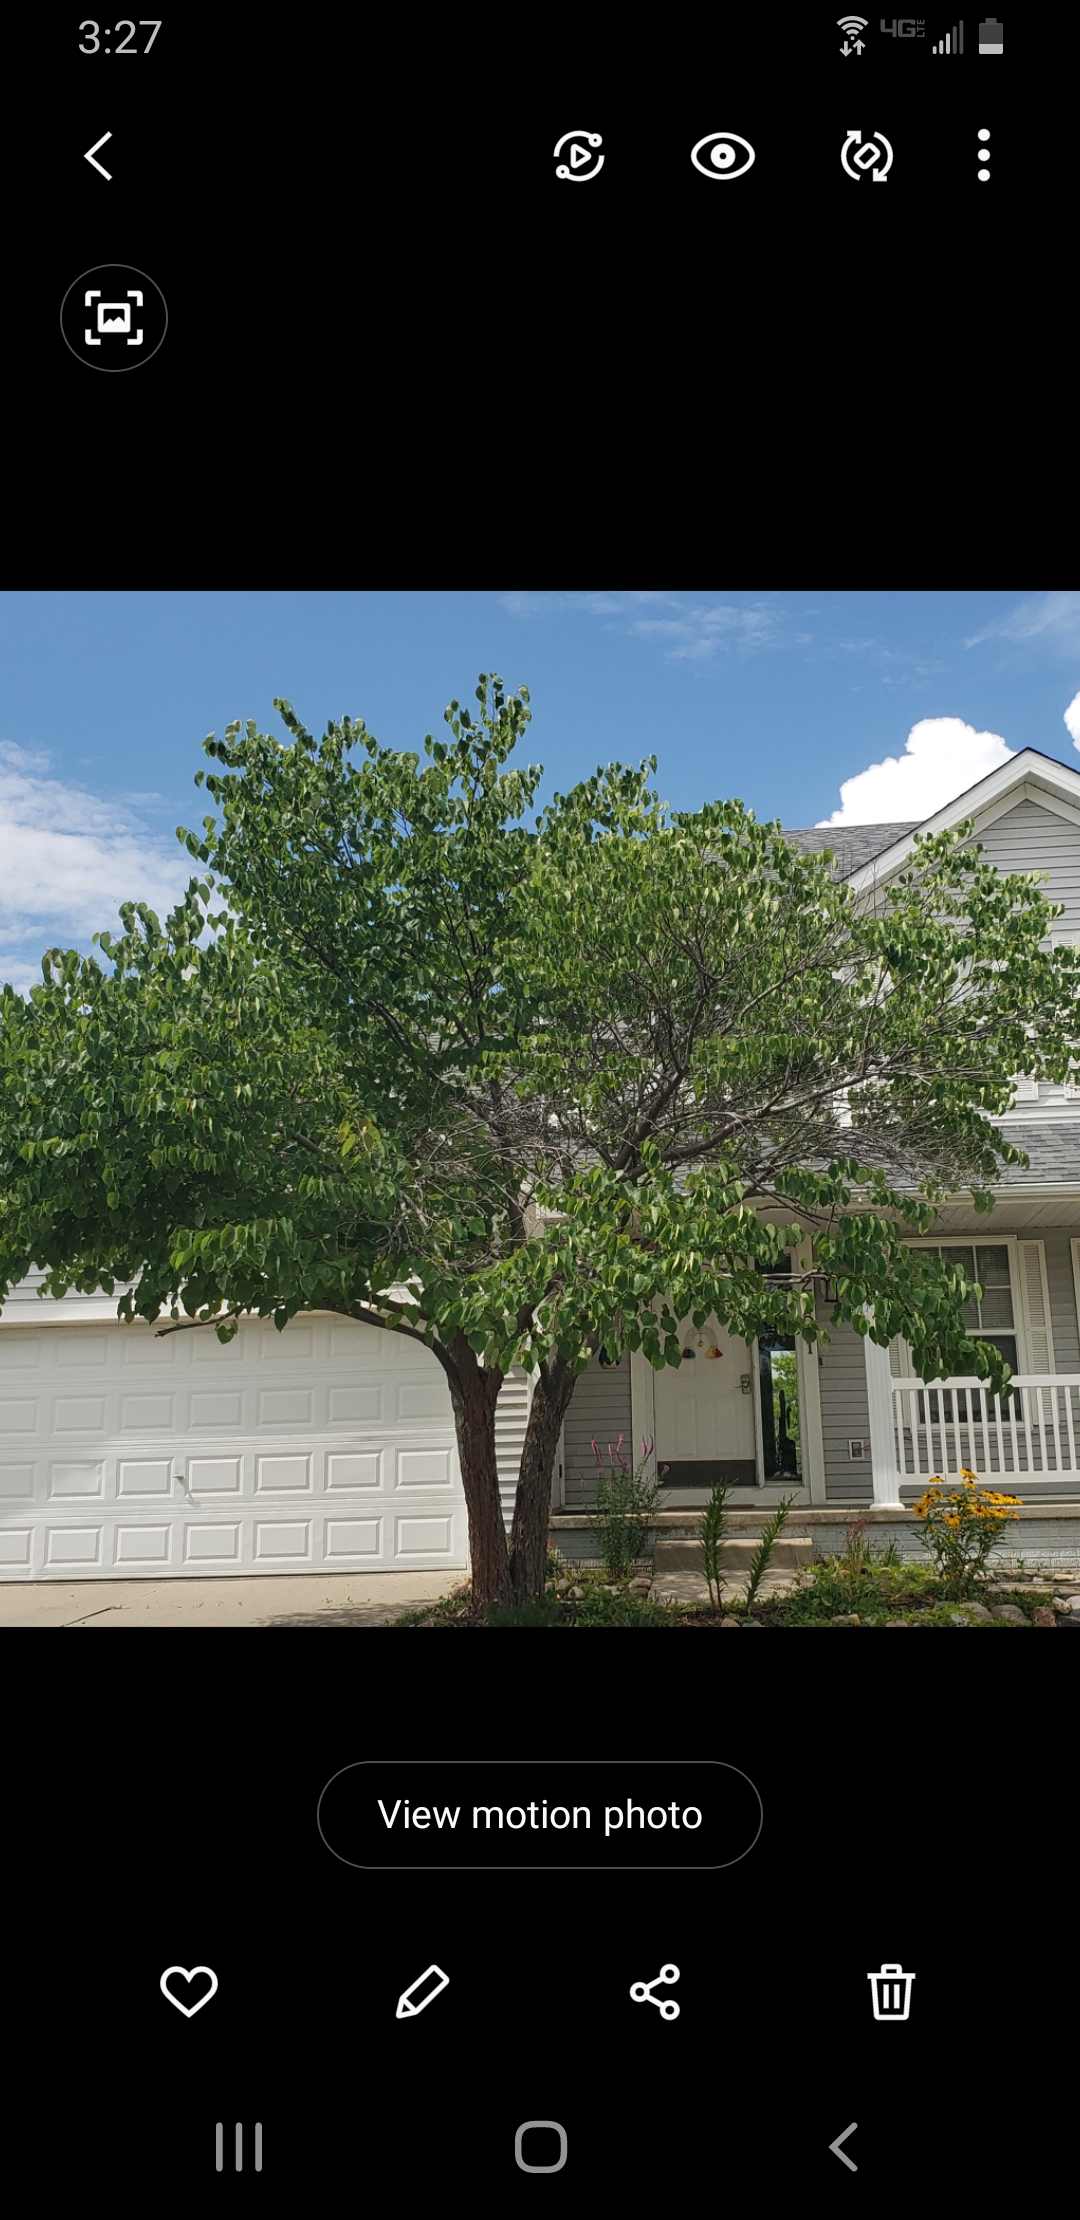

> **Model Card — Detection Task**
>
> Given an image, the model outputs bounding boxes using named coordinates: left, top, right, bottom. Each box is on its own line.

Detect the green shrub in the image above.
left=585, top=1434, right=665, bottom=1581
left=488, top=1593, right=563, bottom=1627
left=700, top=1480, right=733, bottom=1607
left=742, top=1494, right=796, bottom=1612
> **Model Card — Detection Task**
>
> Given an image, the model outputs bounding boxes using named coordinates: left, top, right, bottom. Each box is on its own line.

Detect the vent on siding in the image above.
left=849, top=1439, right=871, bottom=1459
left=494, top=1365, right=532, bottom=1533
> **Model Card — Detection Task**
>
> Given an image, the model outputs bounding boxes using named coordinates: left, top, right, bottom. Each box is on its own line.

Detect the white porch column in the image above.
left=862, top=1311, right=902, bottom=1507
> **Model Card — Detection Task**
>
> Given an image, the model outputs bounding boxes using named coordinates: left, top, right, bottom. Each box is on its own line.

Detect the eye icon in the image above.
left=691, top=132, right=756, bottom=179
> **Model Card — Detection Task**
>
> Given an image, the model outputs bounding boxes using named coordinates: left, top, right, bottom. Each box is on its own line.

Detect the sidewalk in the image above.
left=0, top=1572, right=457, bottom=1628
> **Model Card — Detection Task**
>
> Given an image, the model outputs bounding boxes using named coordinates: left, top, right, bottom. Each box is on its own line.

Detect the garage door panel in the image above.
left=254, top=1519, right=312, bottom=1561
left=329, top=1386, right=383, bottom=1423
left=44, top=1525, right=103, bottom=1567
left=0, top=1463, right=35, bottom=1499
left=0, top=1399, right=38, bottom=1433
left=325, top=1517, right=383, bottom=1559
left=0, top=1333, right=40, bottom=1368
left=56, top=1335, right=108, bottom=1367
left=396, top=1449, right=452, bottom=1490
left=50, top=1462, right=105, bottom=1497
left=118, top=1460, right=173, bottom=1496
left=115, top=1524, right=172, bottom=1566
left=258, top=1389, right=311, bottom=1425
left=191, top=1335, right=245, bottom=1363
left=54, top=1397, right=107, bottom=1432
left=257, top=1326, right=314, bottom=1361
left=184, top=1523, right=243, bottom=1563
left=121, top=1395, right=175, bottom=1429
left=256, top=1455, right=312, bottom=1492
left=326, top=1453, right=381, bottom=1489
left=121, top=1330, right=176, bottom=1365
left=395, top=1514, right=457, bottom=1559
left=190, top=1391, right=244, bottom=1427
left=188, top=1458, right=243, bottom=1493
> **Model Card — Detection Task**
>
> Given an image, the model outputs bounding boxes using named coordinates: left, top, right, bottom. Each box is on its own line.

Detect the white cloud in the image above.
left=0, top=740, right=193, bottom=992
left=499, top=589, right=782, bottom=659
left=817, top=716, right=1015, bottom=826
left=965, top=590, right=1080, bottom=651
left=1064, top=690, right=1080, bottom=746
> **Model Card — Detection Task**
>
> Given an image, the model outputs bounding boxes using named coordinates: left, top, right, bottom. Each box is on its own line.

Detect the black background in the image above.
left=10, top=8, right=1056, bottom=444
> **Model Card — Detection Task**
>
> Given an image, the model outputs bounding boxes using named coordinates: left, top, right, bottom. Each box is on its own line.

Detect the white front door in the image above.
left=653, top=1314, right=758, bottom=1495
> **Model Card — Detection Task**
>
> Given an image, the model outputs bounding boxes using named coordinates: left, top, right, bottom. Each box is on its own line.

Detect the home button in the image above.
left=514, top=2122, right=568, bottom=2174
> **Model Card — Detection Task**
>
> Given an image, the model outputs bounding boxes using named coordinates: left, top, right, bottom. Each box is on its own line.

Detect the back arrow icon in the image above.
left=829, top=2123, right=858, bottom=2173
left=84, top=132, right=112, bottom=180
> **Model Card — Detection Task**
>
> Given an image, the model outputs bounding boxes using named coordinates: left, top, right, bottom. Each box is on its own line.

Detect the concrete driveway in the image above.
left=0, top=1572, right=457, bottom=1628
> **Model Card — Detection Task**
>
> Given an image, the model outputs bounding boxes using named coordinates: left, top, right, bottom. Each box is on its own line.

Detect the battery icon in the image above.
left=978, top=16, right=1003, bottom=49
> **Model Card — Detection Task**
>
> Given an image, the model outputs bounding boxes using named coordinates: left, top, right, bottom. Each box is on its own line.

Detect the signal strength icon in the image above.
left=932, top=19, right=964, bottom=48
left=838, top=14, right=868, bottom=52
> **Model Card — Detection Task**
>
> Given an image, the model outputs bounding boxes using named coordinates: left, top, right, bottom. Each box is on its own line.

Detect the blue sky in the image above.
left=2, top=588, right=1080, bottom=993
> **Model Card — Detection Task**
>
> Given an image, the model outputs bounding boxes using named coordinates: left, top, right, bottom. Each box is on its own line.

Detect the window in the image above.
left=757, top=1253, right=802, bottom=1482
left=758, top=1333, right=802, bottom=1480
left=918, top=1243, right=1018, bottom=1422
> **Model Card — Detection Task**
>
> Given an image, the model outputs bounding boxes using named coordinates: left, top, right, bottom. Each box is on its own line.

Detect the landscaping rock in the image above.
left=650, top=1572, right=712, bottom=1606
left=569, top=1585, right=585, bottom=1600
left=883, top=1618, right=911, bottom=1627
left=628, top=1577, right=653, bottom=1596
left=1032, top=1605, right=1056, bottom=1627
left=960, top=1602, right=995, bottom=1622
left=949, top=1612, right=974, bottom=1625
left=720, top=1617, right=741, bottom=1628
left=1056, top=1595, right=1080, bottom=1613
left=994, top=1605, right=1028, bottom=1625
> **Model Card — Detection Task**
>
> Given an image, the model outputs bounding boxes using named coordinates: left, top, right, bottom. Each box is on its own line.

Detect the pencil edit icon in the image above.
left=396, top=1965, right=450, bottom=2019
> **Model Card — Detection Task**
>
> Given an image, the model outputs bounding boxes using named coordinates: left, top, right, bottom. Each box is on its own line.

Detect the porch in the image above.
left=547, top=1501, right=1080, bottom=1571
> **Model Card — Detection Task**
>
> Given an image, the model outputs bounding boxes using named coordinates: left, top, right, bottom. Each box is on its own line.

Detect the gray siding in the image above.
left=494, top=1365, right=531, bottom=1533
left=965, top=798, right=1080, bottom=935
left=561, top=1356, right=633, bottom=1509
left=818, top=1302, right=874, bottom=1504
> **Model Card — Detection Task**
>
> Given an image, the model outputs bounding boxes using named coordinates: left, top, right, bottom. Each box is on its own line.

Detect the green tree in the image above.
left=3, top=674, right=1080, bottom=1613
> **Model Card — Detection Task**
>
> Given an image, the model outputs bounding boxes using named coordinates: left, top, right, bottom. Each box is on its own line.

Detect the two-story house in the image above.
left=3, top=744, right=1080, bottom=1582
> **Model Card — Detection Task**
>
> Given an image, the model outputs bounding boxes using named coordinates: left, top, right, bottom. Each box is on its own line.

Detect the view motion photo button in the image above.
left=61, top=264, right=168, bottom=369
left=317, top=1761, right=762, bottom=1870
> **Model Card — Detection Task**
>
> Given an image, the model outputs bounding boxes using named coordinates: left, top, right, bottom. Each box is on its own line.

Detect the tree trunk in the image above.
left=509, top=1351, right=581, bottom=1600
left=444, top=1331, right=512, bottom=1611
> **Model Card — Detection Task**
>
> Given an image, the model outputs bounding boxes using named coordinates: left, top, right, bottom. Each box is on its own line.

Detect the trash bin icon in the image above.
left=867, top=1963, right=915, bottom=2020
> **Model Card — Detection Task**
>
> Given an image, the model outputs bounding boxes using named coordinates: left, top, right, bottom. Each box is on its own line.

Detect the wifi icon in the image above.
left=838, top=13, right=868, bottom=50
left=837, top=13, right=868, bottom=27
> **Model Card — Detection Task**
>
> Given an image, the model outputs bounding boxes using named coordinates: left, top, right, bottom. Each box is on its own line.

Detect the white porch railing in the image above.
left=892, top=1376, right=1080, bottom=1481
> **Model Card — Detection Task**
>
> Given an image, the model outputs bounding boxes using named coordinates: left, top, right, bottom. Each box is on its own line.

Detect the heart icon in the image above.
left=160, top=1965, right=219, bottom=2018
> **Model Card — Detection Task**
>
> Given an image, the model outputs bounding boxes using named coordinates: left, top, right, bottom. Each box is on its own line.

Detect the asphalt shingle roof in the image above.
left=781, top=824, right=922, bottom=877
left=990, top=1122, right=1080, bottom=1184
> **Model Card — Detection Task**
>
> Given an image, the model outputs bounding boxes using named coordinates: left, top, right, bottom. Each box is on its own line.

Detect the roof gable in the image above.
left=782, top=750, right=1080, bottom=885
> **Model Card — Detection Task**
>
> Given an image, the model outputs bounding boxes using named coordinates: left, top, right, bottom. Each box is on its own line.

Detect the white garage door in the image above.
left=0, top=1299, right=467, bottom=1581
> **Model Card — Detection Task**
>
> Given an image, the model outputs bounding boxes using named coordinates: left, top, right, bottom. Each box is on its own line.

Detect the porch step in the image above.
left=651, top=1535, right=815, bottom=1573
